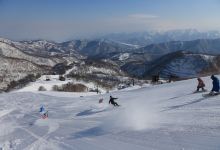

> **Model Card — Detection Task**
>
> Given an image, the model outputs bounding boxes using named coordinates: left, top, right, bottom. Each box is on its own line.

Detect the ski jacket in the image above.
left=39, top=106, right=45, bottom=113
left=211, top=76, right=220, bottom=92
left=109, top=97, right=118, bottom=104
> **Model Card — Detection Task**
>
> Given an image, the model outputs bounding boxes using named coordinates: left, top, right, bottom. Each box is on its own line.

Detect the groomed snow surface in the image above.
left=1, top=76, right=220, bottom=150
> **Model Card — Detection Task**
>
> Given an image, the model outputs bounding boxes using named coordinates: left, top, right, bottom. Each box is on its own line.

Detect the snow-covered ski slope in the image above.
left=1, top=76, right=220, bottom=150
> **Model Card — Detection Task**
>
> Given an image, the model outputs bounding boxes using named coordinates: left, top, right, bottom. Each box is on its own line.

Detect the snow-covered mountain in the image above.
left=0, top=38, right=78, bottom=66
left=0, top=56, right=49, bottom=91
left=116, top=38, right=220, bottom=77
left=61, top=39, right=135, bottom=59
left=143, top=51, right=220, bottom=78
left=118, top=51, right=220, bottom=79
left=0, top=38, right=83, bottom=61
left=64, top=37, right=220, bottom=79
left=0, top=38, right=81, bottom=91
left=0, top=42, right=57, bottom=67
left=1, top=75, right=220, bottom=149
left=0, top=37, right=134, bottom=91
left=6, top=38, right=134, bottom=60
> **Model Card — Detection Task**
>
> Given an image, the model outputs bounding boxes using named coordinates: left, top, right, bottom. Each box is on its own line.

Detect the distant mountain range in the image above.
left=138, top=38, right=220, bottom=55
left=103, top=29, right=220, bottom=46
left=1, top=29, right=220, bottom=91
left=143, top=51, right=220, bottom=79
left=61, top=39, right=134, bottom=59
left=103, top=38, right=220, bottom=78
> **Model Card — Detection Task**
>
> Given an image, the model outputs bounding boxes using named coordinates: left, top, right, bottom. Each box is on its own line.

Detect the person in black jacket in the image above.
left=109, top=96, right=120, bottom=106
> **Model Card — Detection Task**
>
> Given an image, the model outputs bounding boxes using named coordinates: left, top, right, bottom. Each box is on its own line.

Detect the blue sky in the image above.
left=0, top=0, right=220, bottom=41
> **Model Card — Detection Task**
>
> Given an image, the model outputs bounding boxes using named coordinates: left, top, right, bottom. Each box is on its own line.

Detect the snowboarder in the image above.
left=196, top=77, right=206, bottom=92
left=210, top=75, right=220, bottom=95
left=109, top=96, right=120, bottom=106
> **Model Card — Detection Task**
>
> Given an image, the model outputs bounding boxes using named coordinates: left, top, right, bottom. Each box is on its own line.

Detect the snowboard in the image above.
left=202, top=92, right=220, bottom=98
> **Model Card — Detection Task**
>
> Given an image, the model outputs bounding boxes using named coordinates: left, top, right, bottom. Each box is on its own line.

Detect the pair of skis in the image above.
left=41, top=111, right=48, bottom=119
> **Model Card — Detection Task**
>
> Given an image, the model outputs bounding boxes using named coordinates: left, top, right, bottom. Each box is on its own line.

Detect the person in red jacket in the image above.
left=197, top=77, right=205, bottom=92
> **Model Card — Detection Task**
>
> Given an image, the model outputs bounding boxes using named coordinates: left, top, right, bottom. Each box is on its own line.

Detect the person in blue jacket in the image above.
left=39, top=106, right=48, bottom=119
left=210, top=75, right=220, bottom=94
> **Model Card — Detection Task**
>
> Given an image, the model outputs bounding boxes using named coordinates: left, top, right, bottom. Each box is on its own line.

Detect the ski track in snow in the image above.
left=1, top=76, right=220, bottom=149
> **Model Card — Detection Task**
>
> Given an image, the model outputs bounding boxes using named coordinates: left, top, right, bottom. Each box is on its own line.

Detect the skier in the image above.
left=210, top=75, right=220, bottom=95
left=109, top=96, right=120, bottom=106
left=39, top=106, right=48, bottom=119
left=196, top=77, right=206, bottom=92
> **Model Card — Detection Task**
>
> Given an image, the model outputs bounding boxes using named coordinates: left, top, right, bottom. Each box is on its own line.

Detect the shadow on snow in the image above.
left=76, top=109, right=106, bottom=117
left=70, top=126, right=108, bottom=139
left=163, top=97, right=208, bottom=112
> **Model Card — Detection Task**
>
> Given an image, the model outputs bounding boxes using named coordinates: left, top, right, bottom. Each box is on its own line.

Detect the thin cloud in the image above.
left=129, top=14, right=159, bottom=19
